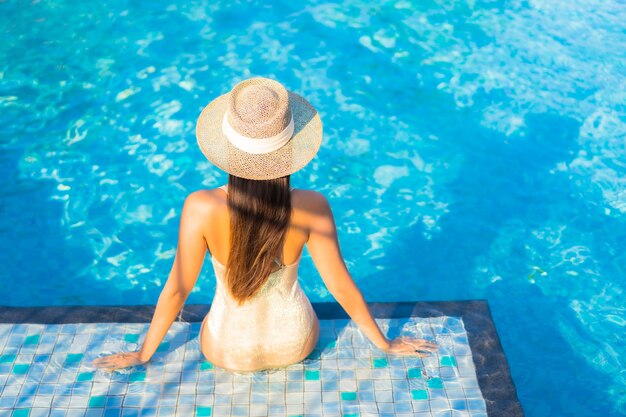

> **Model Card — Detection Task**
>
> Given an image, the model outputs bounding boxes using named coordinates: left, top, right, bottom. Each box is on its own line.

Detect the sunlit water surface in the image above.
left=1, top=1, right=625, bottom=415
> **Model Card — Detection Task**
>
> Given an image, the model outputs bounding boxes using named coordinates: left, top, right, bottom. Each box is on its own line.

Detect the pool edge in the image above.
left=0, top=300, right=524, bottom=416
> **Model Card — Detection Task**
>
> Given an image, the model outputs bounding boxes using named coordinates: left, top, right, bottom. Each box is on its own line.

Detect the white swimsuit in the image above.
left=203, top=185, right=317, bottom=371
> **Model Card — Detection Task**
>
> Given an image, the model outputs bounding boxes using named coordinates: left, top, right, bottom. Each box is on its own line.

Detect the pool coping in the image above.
left=0, top=300, right=524, bottom=417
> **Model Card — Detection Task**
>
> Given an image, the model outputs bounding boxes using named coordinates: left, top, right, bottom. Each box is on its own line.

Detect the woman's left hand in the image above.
left=92, top=351, right=147, bottom=371
left=383, top=337, right=438, bottom=356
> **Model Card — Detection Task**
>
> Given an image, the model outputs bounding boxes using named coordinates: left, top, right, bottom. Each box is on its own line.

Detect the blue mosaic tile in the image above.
left=0, top=317, right=486, bottom=416
left=76, top=372, right=94, bottom=382
left=441, top=355, right=458, bottom=367
left=340, top=391, right=357, bottom=401
left=88, top=396, right=106, bottom=408
left=156, top=342, right=169, bottom=352
left=428, top=377, right=444, bottom=389
left=13, top=364, right=30, bottom=375
left=103, top=409, right=121, bottom=417
left=128, top=371, right=146, bottom=383
left=304, top=369, right=319, bottom=380
left=412, top=389, right=429, bottom=400
left=372, top=357, right=388, bottom=368
left=65, top=354, right=83, bottom=364
left=23, top=335, right=40, bottom=345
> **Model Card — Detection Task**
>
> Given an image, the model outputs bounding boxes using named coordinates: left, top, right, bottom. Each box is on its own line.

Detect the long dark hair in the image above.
left=226, top=174, right=291, bottom=304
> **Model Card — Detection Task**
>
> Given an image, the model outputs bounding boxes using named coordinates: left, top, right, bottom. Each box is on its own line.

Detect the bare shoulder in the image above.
left=185, top=188, right=225, bottom=207
left=291, top=189, right=333, bottom=218
left=292, top=190, right=339, bottom=247
left=182, top=188, right=227, bottom=223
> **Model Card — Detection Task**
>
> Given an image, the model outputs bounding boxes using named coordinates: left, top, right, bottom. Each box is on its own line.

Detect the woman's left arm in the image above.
left=93, top=191, right=210, bottom=371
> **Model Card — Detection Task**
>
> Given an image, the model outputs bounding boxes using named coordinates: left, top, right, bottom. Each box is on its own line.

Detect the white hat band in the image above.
left=222, top=113, right=294, bottom=154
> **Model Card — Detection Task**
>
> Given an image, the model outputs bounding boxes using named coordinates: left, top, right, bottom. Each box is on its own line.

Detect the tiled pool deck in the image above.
left=0, top=301, right=523, bottom=417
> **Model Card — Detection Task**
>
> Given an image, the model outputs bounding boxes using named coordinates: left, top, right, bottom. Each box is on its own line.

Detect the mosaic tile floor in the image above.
left=0, top=317, right=487, bottom=417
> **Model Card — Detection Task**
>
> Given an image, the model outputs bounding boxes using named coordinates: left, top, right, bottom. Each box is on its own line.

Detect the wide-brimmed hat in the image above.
left=196, top=77, right=323, bottom=180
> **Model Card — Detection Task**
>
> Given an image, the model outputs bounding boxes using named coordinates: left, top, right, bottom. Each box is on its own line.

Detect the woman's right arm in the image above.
left=92, top=191, right=211, bottom=370
left=305, top=191, right=437, bottom=356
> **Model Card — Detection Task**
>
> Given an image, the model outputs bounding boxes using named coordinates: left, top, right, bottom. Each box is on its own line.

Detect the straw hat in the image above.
left=196, top=77, right=323, bottom=180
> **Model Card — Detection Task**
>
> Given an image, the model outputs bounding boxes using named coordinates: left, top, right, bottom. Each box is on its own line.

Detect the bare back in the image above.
left=197, top=185, right=333, bottom=371
left=201, top=186, right=327, bottom=268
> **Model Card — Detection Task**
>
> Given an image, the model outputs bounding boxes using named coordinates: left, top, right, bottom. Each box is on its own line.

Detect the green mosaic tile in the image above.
left=340, top=391, right=357, bottom=401
left=200, top=361, right=214, bottom=371
left=0, top=354, right=16, bottom=363
left=65, top=353, right=83, bottom=364
left=129, top=371, right=146, bottom=382
left=427, top=378, right=443, bottom=389
left=156, top=342, right=170, bottom=352
left=372, top=357, right=388, bottom=368
left=88, top=396, right=106, bottom=407
left=305, top=370, right=320, bottom=380
left=411, top=390, right=429, bottom=400
left=23, top=335, right=40, bottom=345
left=77, top=372, right=94, bottom=382
left=343, top=414, right=359, bottom=417
left=124, top=334, right=139, bottom=343
left=13, top=364, right=30, bottom=375
left=407, top=368, right=423, bottom=379
left=12, top=409, right=30, bottom=417
left=196, top=406, right=212, bottom=416
left=441, top=355, right=457, bottom=367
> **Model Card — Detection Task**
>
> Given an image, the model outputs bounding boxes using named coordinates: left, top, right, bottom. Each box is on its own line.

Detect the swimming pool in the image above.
left=1, top=0, right=624, bottom=415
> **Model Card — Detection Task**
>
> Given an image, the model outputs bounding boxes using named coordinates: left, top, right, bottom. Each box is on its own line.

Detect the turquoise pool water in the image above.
left=1, top=0, right=624, bottom=415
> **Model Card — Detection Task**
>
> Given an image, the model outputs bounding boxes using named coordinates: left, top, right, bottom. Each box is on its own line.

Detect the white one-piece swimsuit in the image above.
left=203, top=185, right=317, bottom=371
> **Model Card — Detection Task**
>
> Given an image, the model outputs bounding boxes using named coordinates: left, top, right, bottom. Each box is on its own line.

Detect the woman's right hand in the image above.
left=382, top=337, right=438, bottom=357
left=92, top=351, right=148, bottom=372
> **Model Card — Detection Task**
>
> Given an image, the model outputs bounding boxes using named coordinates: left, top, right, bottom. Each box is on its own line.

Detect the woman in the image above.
left=93, top=77, right=437, bottom=372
